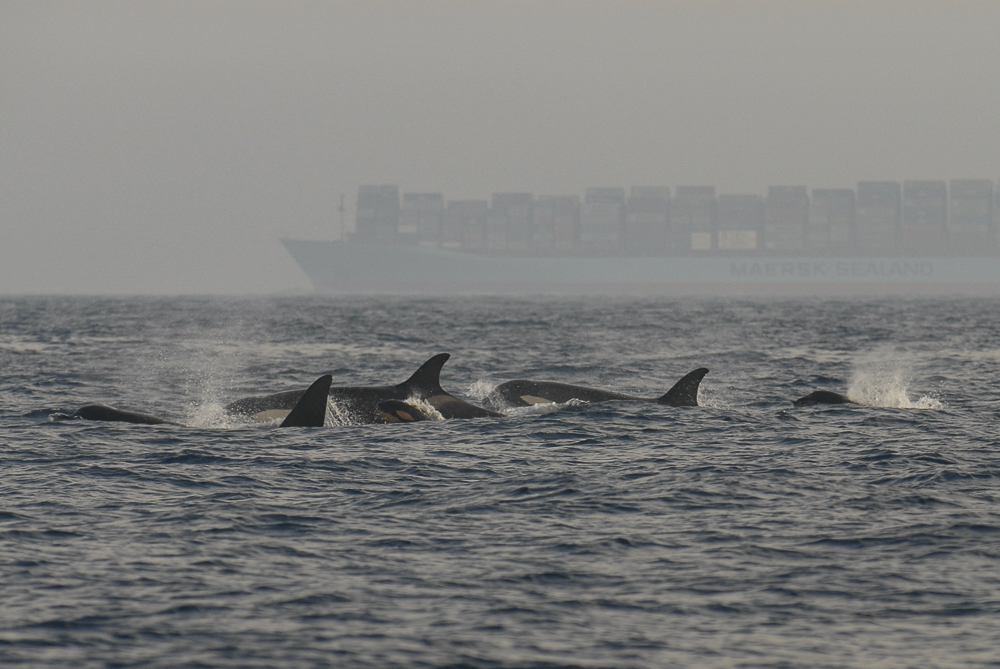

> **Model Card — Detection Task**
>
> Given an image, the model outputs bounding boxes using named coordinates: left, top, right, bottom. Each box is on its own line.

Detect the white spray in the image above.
left=846, top=347, right=942, bottom=409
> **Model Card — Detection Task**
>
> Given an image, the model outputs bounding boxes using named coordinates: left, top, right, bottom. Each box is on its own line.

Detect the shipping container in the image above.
left=352, top=179, right=1000, bottom=260
left=949, top=180, right=994, bottom=254
left=717, top=194, right=762, bottom=252
left=580, top=187, right=625, bottom=252
left=488, top=193, right=533, bottom=253
left=443, top=200, right=487, bottom=250
left=550, top=195, right=580, bottom=251
left=531, top=197, right=556, bottom=253
left=355, top=185, right=400, bottom=243
left=809, top=189, right=855, bottom=254
left=901, top=181, right=946, bottom=254
left=399, top=193, right=444, bottom=247
left=533, top=195, right=580, bottom=253
left=624, top=186, right=670, bottom=255
left=672, top=186, right=716, bottom=253
left=856, top=182, right=900, bottom=253
left=763, top=186, right=808, bottom=252
left=996, top=185, right=1000, bottom=249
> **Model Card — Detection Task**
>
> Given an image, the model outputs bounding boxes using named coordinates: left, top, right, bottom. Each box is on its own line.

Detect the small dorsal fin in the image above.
left=657, top=368, right=708, bottom=407
left=399, top=353, right=449, bottom=394
left=280, top=375, right=332, bottom=427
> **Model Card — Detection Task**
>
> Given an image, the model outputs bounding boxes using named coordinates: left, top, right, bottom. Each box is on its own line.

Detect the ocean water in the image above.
left=2, top=295, right=999, bottom=668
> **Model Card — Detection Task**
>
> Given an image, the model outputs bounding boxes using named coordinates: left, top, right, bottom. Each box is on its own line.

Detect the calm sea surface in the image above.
left=2, top=296, right=999, bottom=668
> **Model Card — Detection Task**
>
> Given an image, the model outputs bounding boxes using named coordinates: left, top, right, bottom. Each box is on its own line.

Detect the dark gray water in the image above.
left=2, top=296, right=999, bottom=668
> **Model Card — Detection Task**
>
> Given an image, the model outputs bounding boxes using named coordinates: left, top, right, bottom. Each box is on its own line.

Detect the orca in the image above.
left=488, top=367, right=709, bottom=409
left=792, top=390, right=858, bottom=407
left=376, top=399, right=436, bottom=423
left=58, top=375, right=333, bottom=428
left=225, top=353, right=500, bottom=424
left=67, top=405, right=183, bottom=426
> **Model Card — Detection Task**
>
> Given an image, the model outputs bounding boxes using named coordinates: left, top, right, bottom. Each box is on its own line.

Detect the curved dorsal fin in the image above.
left=657, top=368, right=708, bottom=407
left=280, top=375, right=332, bottom=427
left=399, top=353, right=450, bottom=394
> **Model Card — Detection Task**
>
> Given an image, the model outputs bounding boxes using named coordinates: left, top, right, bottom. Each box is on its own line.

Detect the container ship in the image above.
left=282, top=181, right=1000, bottom=294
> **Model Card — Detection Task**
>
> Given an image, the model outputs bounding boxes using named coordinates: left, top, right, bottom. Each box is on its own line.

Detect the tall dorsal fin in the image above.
left=399, top=353, right=450, bottom=394
left=280, top=375, right=332, bottom=427
left=656, top=368, right=709, bottom=407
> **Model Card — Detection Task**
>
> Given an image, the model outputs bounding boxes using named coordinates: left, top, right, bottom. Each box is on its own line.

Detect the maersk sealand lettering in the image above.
left=842, top=261, right=935, bottom=277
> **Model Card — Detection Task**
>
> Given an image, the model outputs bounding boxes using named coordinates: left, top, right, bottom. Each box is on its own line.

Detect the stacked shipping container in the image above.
left=625, top=187, right=670, bottom=255
left=672, top=187, right=716, bottom=253
left=443, top=200, right=487, bottom=250
left=856, top=182, right=901, bottom=252
left=949, top=180, right=993, bottom=254
left=532, top=195, right=582, bottom=253
left=354, top=181, right=997, bottom=256
left=902, top=181, right=947, bottom=253
left=355, top=185, right=400, bottom=243
left=487, top=193, right=533, bottom=252
left=398, top=193, right=444, bottom=247
left=809, top=189, right=856, bottom=254
left=580, top=188, right=625, bottom=253
left=717, top=194, right=762, bottom=252
left=763, top=186, right=808, bottom=252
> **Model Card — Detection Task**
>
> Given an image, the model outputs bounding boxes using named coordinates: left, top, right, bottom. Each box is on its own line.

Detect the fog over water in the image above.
left=2, top=1, right=999, bottom=294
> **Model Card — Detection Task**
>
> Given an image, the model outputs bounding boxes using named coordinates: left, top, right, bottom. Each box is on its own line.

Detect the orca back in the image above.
left=71, top=405, right=177, bottom=425
left=793, top=390, right=855, bottom=407
left=225, top=389, right=306, bottom=417
left=494, top=368, right=709, bottom=409
left=493, top=380, right=630, bottom=407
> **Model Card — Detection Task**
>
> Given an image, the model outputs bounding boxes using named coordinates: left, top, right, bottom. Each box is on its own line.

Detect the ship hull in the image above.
left=281, top=239, right=1000, bottom=295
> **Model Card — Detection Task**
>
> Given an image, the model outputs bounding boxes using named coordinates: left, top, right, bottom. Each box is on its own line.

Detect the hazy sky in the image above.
left=2, top=1, right=999, bottom=294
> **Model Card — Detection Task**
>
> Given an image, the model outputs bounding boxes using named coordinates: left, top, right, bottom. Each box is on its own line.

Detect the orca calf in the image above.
left=59, top=375, right=333, bottom=428
left=792, top=390, right=858, bottom=407
left=376, top=399, right=436, bottom=423
left=489, top=367, right=709, bottom=409
left=225, top=353, right=500, bottom=424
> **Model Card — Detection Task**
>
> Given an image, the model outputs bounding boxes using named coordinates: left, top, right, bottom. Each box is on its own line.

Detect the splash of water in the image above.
left=327, top=399, right=354, bottom=426
left=502, top=399, right=582, bottom=418
left=465, top=379, right=497, bottom=402
left=847, top=349, right=942, bottom=409
left=185, top=402, right=236, bottom=428
left=403, top=396, right=444, bottom=421
left=326, top=396, right=445, bottom=425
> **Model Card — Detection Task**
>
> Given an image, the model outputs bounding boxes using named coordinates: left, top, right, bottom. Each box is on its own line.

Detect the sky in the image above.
left=2, top=1, right=999, bottom=294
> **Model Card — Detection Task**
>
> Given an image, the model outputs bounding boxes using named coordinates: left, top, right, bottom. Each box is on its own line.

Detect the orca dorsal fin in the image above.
left=399, top=353, right=450, bottom=394
left=656, top=368, right=709, bottom=407
left=280, top=375, right=332, bottom=427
